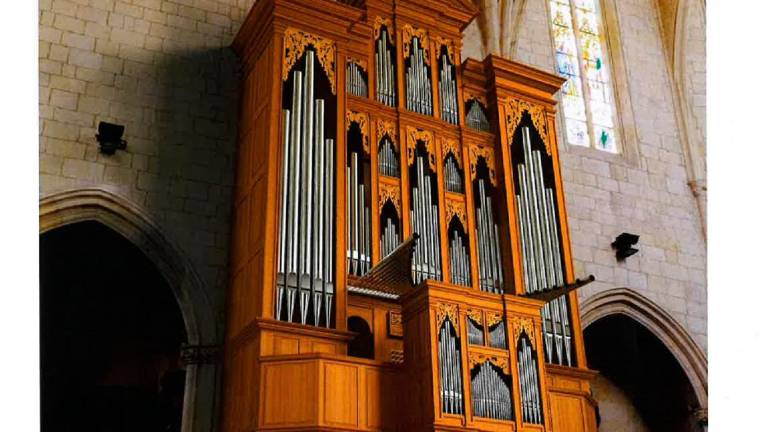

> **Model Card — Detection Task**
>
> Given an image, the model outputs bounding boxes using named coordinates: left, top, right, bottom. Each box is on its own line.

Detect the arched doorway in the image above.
left=41, top=221, right=188, bottom=431
left=584, top=314, right=704, bottom=432
left=40, top=188, right=222, bottom=432
left=347, top=316, right=375, bottom=359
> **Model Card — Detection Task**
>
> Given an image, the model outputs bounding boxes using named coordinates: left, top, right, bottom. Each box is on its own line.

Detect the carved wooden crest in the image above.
left=435, top=303, right=459, bottom=329
left=466, top=309, right=483, bottom=327
left=463, top=91, right=487, bottom=107
left=283, top=28, right=336, bottom=94
left=433, top=36, right=457, bottom=64
left=406, top=127, right=436, bottom=170
left=440, top=136, right=460, bottom=161
left=445, top=197, right=467, bottom=230
left=505, top=97, right=550, bottom=154
left=374, top=16, right=393, bottom=43
left=347, top=56, right=367, bottom=72
left=402, top=24, right=430, bottom=60
left=510, top=316, right=536, bottom=349
left=469, top=352, right=510, bottom=375
left=376, top=119, right=398, bottom=147
left=378, top=182, right=401, bottom=218
left=388, top=310, right=403, bottom=338
left=345, top=110, right=370, bottom=154
left=468, top=143, right=497, bottom=186
left=486, top=311, right=504, bottom=329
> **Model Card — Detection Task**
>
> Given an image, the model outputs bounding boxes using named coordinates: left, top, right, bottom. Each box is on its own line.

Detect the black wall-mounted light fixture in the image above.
left=96, top=121, right=127, bottom=155
left=612, top=232, right=639, bottom=261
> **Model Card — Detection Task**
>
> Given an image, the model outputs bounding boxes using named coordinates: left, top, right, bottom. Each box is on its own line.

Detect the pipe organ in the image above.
left=225, top=1, right=598, bottom=432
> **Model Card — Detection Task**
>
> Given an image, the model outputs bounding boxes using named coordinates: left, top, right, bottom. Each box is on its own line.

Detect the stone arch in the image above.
left=40, top=188, right=221, bottom=432
left=580, top=288, right=707, bottom=411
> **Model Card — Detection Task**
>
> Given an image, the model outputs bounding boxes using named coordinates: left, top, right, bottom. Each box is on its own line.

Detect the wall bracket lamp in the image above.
left=96, top=121, right=127, bottom=155
left=612, top=233, right=639, bottom=261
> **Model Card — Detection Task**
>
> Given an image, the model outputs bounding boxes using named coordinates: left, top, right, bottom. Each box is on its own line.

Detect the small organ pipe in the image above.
left=466, top=99, right=490, bottom=132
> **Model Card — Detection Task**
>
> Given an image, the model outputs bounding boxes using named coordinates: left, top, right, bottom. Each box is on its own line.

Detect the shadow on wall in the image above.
left=122, top=46, right=242, bottom=321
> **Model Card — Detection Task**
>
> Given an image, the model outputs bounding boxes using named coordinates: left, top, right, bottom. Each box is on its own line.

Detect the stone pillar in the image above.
left=180, top=344, right=222, bottom=432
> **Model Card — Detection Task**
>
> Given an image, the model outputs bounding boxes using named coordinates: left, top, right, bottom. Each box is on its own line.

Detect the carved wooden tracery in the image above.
left=347, top=56, right=368, bottom=72
left=378, top=182, right=402, bottom=218
left=346, top=110, right=370, bottom=154
left=376, top=119, right=398, bottom=149
left=468, top=143, right=497, bottom=186
left=440, top=136, right=460, bottom=161
left=374, top=16, right=393, bottom=43
left=504, top=97, right=550, bottom=154
left=402, top=24, right=430, bottom=60
left=445, top=197, right=467, bottom=230
left=433, top=35, right=457, bottom=64
left=510, top=316, right=537, bottom=349
left=463, top=91, right=487, bottom=107
left=406, top=127, right=436, bottom=170
left=486, top=311, right=504, bottom=328
left=469, top=352, right=510, bottom=375
left=283, top=28, right=336, bottom=94
left=466, top=308, right=483, bottom=326
left=435, top=303, right=459, bottom=329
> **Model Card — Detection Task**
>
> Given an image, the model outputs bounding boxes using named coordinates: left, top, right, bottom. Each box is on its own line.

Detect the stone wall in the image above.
left=39, top=0, right=259, bottom=335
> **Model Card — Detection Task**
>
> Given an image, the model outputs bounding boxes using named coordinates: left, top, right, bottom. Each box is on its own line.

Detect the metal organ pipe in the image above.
left=474, top=178, right=504, bottom=294
left=444, top=156, right=462, bottom=193
left=346, top=151, right=372, bottom=276
left=449, top=229, right=470, bottom=286
left=517, top=338, right=543, bottom=424
left=514, top=126, right=574, bottom=366
left=276, top=51, right=335, bottom=328
left=346, top=61, right=367, bottom=98
left=378, top=137, right=399, bottom=178
left=410, top=154, right=442, bottom=283
left=406, top=37, right=433, bottom=116
left=376, top=29, right=395, bottom=107
left=438, top=52, right=458, bottom=124
left=438, top=320, right=464, bottom=415
left=466, top=99, right=490, bottom=132
left=471, top=361, right=512, bottom=420
left=380, top=216, right=400, bottom=258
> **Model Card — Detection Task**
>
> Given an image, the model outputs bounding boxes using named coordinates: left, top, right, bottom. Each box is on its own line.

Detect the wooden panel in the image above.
left=261, top=361, right=318, bottom=427
left=323, top=363, right=359, bottom=427
left=549, top=392, right=590, bottom=432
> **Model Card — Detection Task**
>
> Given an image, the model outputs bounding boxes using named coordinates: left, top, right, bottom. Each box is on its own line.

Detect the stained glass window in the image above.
left=549, top=0, right=619, bottom=153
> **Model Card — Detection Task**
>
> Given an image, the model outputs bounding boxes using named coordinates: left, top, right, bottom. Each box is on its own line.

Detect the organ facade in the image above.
left=223, top=0, right=599, bottom=430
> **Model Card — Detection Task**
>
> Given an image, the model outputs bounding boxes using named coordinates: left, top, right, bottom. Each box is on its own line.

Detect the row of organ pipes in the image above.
left=517, top=337, right=543, bottom=424
left=346, top=150, right=372, bottom=276
left=345, top=61, right=367, bottom=98
left=375, top=28, right=396, bottom=107
left=471, top=362, right=513, bottom=420
left=438, top=51, right=459, bottom=124
left=438, top=319, right=464, bottom=415
left=405, top=37, right=433, bottom=115
left=410, top=152, right=442, bottom=282
left=466, top=99, right=491, bottom=132
left=474, top=174, right=505, bottom=294
left=514, top=126, right=573, bottom=366
left=443, top=155, right=463, bottom=193
left=489, top=322, right=507, bottom=349
left=378, top=137, right=400, bottom=177
left=380, top=215, right=400, bottom=258
left=449, top=228, right=471, bottom=286
left=276, top=50, right=335, bottom=327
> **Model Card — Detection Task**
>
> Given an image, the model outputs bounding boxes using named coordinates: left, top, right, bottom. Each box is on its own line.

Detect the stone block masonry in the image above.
left=40, top=0, right=260, bottom=340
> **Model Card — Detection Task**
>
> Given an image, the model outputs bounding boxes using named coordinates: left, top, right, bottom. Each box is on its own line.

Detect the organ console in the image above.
left=224, top=1, right=599, bottom=431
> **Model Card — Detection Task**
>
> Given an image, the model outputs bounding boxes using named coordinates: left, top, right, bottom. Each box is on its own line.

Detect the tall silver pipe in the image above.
left=277, top=108, right=291, bottom=320
left=323, top=138, right=334, bottom=327
left=312, top=99, right=325, bottom=325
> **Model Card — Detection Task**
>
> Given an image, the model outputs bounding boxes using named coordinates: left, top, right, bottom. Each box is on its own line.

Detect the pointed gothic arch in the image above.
left=40, top=188, right=221, bottom=432
left=580, top=288, right=707, bottom=412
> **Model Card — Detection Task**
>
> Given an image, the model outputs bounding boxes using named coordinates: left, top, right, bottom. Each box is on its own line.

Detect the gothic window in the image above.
left=549, top=0, right=619, bottom=153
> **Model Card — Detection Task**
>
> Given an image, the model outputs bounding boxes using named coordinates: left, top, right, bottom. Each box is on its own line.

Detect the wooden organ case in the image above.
left=224, top=0, right=599, bottom=431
